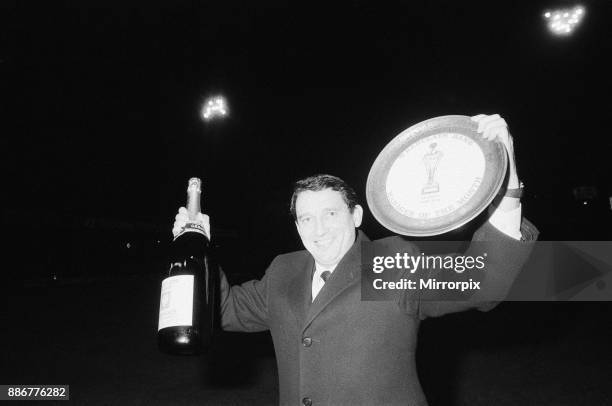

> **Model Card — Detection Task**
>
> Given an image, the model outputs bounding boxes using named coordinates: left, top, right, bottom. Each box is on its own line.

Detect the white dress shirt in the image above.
left=312, top=262, right=337, bottom=301
left=489, top=204, right=522, bottom=240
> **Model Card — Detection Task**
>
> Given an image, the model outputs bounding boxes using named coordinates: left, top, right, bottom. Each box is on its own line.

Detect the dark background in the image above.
left=1, top=1, right=611, bottom=405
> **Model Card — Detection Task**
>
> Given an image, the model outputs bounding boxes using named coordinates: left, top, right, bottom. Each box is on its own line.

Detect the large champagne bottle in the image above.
left=158, top=177, right=216, bottom=355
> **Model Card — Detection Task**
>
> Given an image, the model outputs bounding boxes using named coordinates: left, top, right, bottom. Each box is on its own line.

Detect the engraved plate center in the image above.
left=385, top=132, right=486, bottom=220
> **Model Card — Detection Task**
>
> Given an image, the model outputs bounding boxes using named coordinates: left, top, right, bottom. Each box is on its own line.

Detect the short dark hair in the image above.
left=290, top=174, right=359, bottom=220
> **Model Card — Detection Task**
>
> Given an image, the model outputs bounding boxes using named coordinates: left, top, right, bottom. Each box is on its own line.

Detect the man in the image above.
left=173, top=114, right=538, bottom=405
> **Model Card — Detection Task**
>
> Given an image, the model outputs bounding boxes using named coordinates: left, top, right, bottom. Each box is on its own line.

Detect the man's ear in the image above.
left=352, top=205, right=363, bottom=228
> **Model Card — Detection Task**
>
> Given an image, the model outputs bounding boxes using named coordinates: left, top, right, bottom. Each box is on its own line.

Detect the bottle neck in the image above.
left=186, top=177, right=202, bottom=221
left=186, top=190, right=201, bottom=221
left=177, top=177, right=208, bottom=241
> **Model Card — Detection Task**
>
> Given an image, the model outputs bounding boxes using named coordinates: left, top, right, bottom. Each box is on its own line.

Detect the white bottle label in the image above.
left=158, top=275, right=194, bottom=331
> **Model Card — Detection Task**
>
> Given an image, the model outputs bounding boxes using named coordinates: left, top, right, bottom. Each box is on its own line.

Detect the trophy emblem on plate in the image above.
left=421, top=142, right=443, bottom=195
left=366, top=115, right=508, bottom=236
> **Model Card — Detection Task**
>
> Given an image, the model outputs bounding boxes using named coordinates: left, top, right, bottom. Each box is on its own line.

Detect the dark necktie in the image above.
left=320, top=270, right=331, bottom=283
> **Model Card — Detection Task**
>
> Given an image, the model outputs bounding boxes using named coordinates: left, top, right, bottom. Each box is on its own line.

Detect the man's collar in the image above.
left=314, top=262, right=337, bottom=273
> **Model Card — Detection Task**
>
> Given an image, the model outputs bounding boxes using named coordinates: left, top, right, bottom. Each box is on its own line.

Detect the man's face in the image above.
left=295, top=188, right=363, bottom=267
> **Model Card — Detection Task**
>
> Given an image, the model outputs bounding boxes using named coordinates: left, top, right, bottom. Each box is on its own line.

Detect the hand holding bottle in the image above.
left=172, top=207, right=211, bottom=240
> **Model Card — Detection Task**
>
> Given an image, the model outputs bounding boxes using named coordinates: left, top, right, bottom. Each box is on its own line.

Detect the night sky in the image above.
left=2, top=3, right=612, bottom=404
left=2, top=0, right=612, bottom=256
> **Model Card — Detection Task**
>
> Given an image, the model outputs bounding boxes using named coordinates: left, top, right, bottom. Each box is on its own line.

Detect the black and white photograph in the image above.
left=1, top=1, right=611, bottom=405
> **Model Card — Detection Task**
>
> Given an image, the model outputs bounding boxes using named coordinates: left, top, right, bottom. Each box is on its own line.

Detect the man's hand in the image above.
left=471, top=114, right=520, bottom=190
left=172, top=207, right=211, bottom=239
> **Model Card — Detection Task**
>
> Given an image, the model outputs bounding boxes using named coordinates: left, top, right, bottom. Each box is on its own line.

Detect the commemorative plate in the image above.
left=366, top=115, right=507, bottom=236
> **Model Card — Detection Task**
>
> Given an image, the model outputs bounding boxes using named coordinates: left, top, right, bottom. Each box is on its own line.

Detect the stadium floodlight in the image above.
left=201, top=95, right=229, bottom=122
left=543, top=5, right=585, bottom=36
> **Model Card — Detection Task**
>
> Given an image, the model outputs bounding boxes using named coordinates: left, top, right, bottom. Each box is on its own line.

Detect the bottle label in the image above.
left=158, top=275, right=194, bottom=331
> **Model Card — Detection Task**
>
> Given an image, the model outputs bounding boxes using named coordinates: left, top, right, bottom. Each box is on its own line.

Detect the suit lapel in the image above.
left=302, top=231, right=368, bottom=333
left=287, top=254, right=314, bottom=328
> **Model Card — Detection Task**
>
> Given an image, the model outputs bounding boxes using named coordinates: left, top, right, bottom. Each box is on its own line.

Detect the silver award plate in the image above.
left=366, top=115, right=507, bottom=236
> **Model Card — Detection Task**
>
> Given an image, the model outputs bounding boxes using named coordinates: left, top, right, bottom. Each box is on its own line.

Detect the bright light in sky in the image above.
left=543, top=5, right=585, bottom=36
left=202, top=95, right=229, bottom=122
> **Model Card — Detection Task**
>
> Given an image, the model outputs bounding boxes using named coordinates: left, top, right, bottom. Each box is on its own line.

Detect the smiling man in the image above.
left=172, top=114, right=539, bottom=406
left=292, top=179, right=364, bottom=295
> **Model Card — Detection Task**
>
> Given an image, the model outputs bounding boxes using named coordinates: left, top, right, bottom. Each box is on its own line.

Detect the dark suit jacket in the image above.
left=220, top=219, right=538, bottom=405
